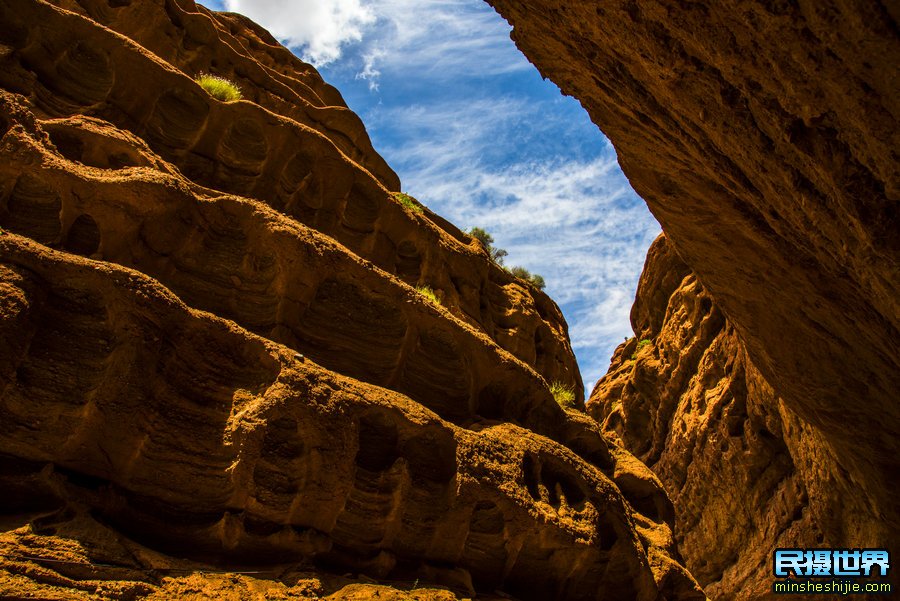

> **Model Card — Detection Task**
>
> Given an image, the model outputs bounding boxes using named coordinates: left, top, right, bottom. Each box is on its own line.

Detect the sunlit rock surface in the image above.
left=0, top=0, right=705, bottom=599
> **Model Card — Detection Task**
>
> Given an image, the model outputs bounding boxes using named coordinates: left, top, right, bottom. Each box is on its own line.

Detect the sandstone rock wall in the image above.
left=484, top=1, right=899, bottom=598
left=590, top=235, right=880, bottom=599
left=0, top=0, right=584, bottom=401
left=0, top=0, right=705, bottom=598
left=0, top=233, right=699, bottom=600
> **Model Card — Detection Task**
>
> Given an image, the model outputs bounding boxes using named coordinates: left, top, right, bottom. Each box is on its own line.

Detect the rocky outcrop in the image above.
left=589, top=235, right=879, bottom=599
left=485, top=1, right=899, bottom=598
left=0, top=0, right=583, bottom=400
left=0, top=0, right=704, bottom=598
left=0, top=233, right=700, bottom=601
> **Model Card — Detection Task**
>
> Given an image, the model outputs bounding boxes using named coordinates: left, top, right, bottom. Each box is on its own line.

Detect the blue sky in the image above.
left=197, top=0, right=661, bottom=389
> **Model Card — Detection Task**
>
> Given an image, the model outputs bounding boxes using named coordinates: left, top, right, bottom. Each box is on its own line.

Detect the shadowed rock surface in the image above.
left=0, top=0, right=583, bottom=400
left=0, top=0, right=704, bottom=599
left=482, top=1, right=898, bottom=597
left=589, top=235, right=884, bottom=599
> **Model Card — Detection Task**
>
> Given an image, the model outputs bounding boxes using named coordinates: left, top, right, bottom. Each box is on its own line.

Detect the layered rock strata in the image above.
left=0, top=0, right=704, bottom=598
left=0, top=0, right=583, bottom=401
left=0, top=233, right=700, bottom=600
left=486, top=0, right=899, bottom=597
left=590, top=235, right=881, bottom=599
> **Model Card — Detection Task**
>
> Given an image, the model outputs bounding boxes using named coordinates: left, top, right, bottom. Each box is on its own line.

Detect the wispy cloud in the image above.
left=355, top=48, right=384, bottom=90
left=199, top=0, right=660, bottom=388
left=221, top=0, right=529, bottom=81
left=352, top=0, right=531, bottom=81
left=223, top=0, right=375, bottom=64
left=367, top=97, right=660, bottom=387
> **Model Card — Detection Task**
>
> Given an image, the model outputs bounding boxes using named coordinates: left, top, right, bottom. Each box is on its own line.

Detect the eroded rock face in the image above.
left=0, top=0, right=583, bottom=400
left=0, top=232, right=700, bottom=601
left=485, top=0, right=898, bottom=597
left=0, top=0, right=703, bottom=598
left=589, top=236, right=884, bottom=599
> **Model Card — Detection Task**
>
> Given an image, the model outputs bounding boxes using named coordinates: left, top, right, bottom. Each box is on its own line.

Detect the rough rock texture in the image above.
left=0, top=0, right=583, bottom=400
left=0, top=0, right=705, bottom=599
left=484, top=1, right=899, bottom=598
left=589, top=235, right=882, bottom=599
left=0, top=233, right=702, bottom=601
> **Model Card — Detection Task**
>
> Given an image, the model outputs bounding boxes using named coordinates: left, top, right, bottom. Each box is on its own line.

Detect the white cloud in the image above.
left=368, top=98, right=661, bottom=388
left=223, top=0, right=375, bottom=64
left=356, top=0, right=530, bottom=81
left=221, top=0, right=528, bottom=81
left=205, top=0, right=660, bottom=388
left=355, top=47, right=384, bottom=90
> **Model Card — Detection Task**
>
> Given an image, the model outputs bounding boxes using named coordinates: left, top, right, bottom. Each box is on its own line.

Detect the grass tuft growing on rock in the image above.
left=631, top=338, right=652, bottom=360
left=393, top=192, right=423, bottom=213
left=196, top=74, right=242, bottom=102
left=415, top=285, right=440, bottom=305
left=550, top=381, right=576, bottom=409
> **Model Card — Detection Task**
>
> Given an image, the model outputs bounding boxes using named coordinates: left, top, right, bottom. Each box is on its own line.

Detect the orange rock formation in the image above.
left=485, top=1, right=899, bottom=599
left=0, top=0, right=704, bottom=599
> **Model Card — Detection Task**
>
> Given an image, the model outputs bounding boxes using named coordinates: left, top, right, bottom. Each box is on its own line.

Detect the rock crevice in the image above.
left=483, top=1, right=899, bottom=597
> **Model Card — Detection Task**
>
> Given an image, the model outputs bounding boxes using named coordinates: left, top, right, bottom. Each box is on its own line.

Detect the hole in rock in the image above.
left=260, top=417, right=304, bottom=461
left=64, top=213, right=101, bottom=256
left=2, top=173, right=62, bottom=245
left=47, top=128, right=85, bottom=163
left=395, top=240, right=422, bottom=283
left=355, top=412, right=400, bottom=472
left=541, top=459, right=587, bottom=508
left=476, top=384, right=508, bottom=421
left=615, top=472, right=667, bottom=523
left=569, top=434, right=615, bottom=472
left=521, top=454, right=540, bottom=501
left=402, top=430, right=457, bottom=484
left=341, top=185, right=380, bottom=234
left=597, top=513, right=619, bottom=551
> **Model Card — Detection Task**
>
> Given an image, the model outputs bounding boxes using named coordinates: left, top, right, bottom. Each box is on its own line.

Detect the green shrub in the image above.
left=631, top=338, right=652, bottom=360
left=415, top=285, right=440, bottom=305
left=508, top=265, right=529, bottom=279
left=507, top=265, right=546, bottom=290
left=550, top=381, right=576, bottom=409
left=196, top=74, right=242, bottom=102
left=393, top=192, right=423, bottom=213
left=468, top=227, right=507, bottom=265
left=467, top=228, right=545, bottom=289
left=468, top=226, right=492, bottom=247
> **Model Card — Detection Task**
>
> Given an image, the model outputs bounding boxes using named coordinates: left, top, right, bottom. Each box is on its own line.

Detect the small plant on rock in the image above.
left=468, top=227, right=508, bottom=265
left=528, top=273, right=546, bottom=290
left=393, top=191, right=423, bottom=213
left=415, top=285, right=440, bottom=305
left=468, top=228, right=545, bottom=288
left=196, top=74, right=242, bottom=102
left=507, top=265, right=546, bottom=290
left=631, top=338, right=652, bottom=360
left=550, top=381, right=576, bottom=409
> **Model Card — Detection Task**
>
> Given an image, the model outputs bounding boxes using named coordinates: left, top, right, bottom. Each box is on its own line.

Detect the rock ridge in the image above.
left=0, top=0, right=705, bottom=599
left=483, top=1, right=899, bottom=598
